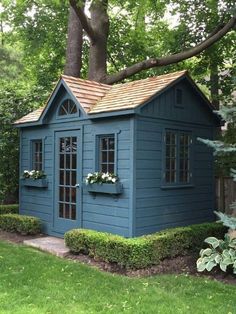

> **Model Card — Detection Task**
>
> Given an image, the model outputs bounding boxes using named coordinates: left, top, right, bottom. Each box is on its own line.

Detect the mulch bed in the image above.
left=67, top=253, right=236, bottom=285
left=0, top=230, right=235, bottom=285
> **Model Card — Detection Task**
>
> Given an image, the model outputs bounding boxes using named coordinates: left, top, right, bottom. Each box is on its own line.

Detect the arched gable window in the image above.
left=58, top=99, right=78, bottom=116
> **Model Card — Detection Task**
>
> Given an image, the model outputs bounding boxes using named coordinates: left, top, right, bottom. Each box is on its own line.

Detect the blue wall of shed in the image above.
left=139, top=80, right=217, bottom=126
left=19, top=91, right=132, bottom=237
left=19, top=77, right=218, bottom=238
left=133, top=81, right=216, bottom=236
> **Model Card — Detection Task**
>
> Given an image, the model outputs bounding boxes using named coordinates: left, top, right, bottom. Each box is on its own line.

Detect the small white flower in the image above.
left=112, top=178, right=116, bottom=183
left=87, top=173, right=93, bottom=177
left=108, top=176, right=112, bottom=181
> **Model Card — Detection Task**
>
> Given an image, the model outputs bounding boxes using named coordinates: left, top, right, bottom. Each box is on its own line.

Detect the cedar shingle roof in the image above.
left=14, top=70, right=187, bottom=125
left=14, top=107, right=45, bottom=124
left=89, top=70, right=187, bottom=114
left=61, top=75, right=111, bottom=113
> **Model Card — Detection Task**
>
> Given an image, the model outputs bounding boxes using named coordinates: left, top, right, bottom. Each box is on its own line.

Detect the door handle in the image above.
left=75, top=183, right=80, bottom=188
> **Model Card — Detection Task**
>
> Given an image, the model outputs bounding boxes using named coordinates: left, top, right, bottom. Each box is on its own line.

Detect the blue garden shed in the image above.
left=15, top=70, right=221, bottom=237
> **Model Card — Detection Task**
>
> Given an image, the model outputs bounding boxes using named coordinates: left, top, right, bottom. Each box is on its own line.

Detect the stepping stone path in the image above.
left=23, top=237, right=70, bottom=257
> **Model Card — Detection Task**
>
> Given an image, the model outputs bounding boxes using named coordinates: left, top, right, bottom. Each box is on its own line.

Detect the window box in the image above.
left=21, top=178, right=48, bottom=188
left=84, top=182, right=123, bottom=195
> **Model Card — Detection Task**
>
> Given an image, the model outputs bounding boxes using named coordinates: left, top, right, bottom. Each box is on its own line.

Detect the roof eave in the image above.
left=88, top=109, right=135, bottom=119
left=14, top=120, right=42, bottom=128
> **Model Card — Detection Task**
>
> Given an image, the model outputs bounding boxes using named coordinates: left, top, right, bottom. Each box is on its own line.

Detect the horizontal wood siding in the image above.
left=82, top=118, right=131, bottom=237
left=20, top=116, right=131, bottom=237
left=20, top=127, right=53, bottom=233
left=134, top=116, right=215, bottom=236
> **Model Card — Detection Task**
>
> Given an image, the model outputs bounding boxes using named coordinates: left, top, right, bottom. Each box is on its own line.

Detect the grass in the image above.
left=0, top=240, right=235, bottom=314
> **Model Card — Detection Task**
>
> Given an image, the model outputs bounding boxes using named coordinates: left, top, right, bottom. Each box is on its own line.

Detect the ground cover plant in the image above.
left=197, top=212, right=236, bottom=274
left=0, top=240, right=235, bottom=314
left=197, top=105, right=236, bottom=275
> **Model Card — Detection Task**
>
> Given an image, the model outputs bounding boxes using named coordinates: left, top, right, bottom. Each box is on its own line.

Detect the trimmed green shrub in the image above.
left=0, top=204, right=19, bottom=215
left=0, top=214, right=41, bottom=235
left=65, top=222, right=227, bottom=269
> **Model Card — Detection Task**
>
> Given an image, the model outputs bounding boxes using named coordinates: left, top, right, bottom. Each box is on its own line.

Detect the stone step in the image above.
left=23, top=236, right=70, bottom=257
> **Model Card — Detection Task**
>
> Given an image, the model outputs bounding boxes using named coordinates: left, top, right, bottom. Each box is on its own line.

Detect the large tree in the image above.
left=172, top=0, right=236, bottom=109
left=0, top=46, right=44, bottom=203
left=68, top=0, right=236, bottom=84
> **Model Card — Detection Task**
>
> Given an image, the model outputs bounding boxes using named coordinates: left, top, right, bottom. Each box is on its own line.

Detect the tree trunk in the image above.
left=69, top=0, right=236, bottom=84
left=210, top=62, right=220, bottom=109
left=64, top=4, right=83, bottom=77
left=88, top=0, right=109, bottom=82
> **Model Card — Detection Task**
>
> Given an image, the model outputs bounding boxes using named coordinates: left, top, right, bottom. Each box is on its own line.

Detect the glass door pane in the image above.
left=58, top=136, right=77, bottom=220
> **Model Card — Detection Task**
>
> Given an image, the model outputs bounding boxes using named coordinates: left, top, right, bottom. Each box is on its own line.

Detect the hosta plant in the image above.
left=197, top=235, right=236, bottom=274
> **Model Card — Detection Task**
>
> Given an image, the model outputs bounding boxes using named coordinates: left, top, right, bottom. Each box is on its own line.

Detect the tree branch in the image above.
left=107, top=50, right=119, bottom=72
left=69, top=0, right=96, bottom=43
left=106, top=14, right=236, bottom=85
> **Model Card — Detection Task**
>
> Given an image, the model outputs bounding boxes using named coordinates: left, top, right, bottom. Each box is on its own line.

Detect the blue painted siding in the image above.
left=20, top=110, right=132, bottom=237
left=134, top=113, right=216, bottom=236
left=81, top=118, right=131, bottom=237
left=20, top=127, right=54, bottom=234
left=139, top=79, right=217, bottom=126
left=19, top=77, right=218, bottom=238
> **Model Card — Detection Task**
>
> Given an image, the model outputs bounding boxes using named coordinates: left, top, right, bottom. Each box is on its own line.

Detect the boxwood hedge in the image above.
left=65, top=222, right=227, bottom=269
left=0, top=204, right=19, bottom=215
left=0, top=214, right=41, bottom=235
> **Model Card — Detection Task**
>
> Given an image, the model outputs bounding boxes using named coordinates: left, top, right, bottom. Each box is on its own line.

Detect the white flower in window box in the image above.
left=21, top=170, right=48, bottom=188
left=84, top=172, right=122, bottom=195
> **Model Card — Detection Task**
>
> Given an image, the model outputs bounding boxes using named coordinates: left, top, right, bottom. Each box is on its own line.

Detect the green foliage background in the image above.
left=0, top=0, right=235, bottom=203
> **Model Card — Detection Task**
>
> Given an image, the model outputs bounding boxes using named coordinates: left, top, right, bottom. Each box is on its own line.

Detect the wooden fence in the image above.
left=216, top=177, right=236, bottom=214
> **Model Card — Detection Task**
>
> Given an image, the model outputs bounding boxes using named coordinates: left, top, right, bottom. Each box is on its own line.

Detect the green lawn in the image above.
left=0, top=241, right=235, bottom=314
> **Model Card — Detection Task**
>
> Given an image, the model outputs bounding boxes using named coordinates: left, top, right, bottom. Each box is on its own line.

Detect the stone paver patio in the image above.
left=23, top=237, right=69, bottom=257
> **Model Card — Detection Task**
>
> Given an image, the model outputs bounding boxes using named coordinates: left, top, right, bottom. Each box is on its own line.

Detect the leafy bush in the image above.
left=197, top=235, right=236, bottom=274
left=0, top=204, right=19, bottom=215
left=65, top=222, right=226, bottom=269
left=197, top=212, right=236, bottom=274
left=0, top=214, right=41, bottom=235
left=214, top=211, right=236, bottom=230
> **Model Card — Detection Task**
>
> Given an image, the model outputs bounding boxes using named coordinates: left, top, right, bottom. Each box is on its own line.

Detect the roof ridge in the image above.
left=61, top=74, right=111, bottom=88
left=15, top=69, right=190, bottom=124
left=112, top=70, right=188, bottom=88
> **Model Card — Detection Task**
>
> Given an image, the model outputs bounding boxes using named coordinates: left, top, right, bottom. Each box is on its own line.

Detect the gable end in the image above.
left=137, top=76, right=221, bottom=126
